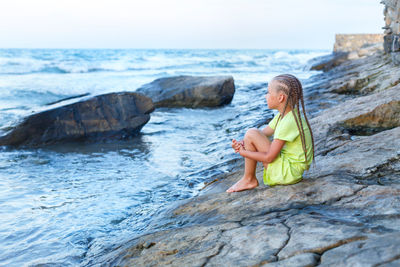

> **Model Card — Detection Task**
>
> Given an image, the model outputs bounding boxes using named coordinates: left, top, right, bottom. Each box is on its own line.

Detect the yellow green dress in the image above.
left=263, top=110, right=313, bottom=186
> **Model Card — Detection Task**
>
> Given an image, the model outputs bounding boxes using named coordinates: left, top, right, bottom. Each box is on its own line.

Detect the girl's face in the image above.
left=265, top=81, right=280, bottom=110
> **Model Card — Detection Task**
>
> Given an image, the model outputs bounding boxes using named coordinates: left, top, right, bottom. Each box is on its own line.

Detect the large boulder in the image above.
left=136, top=75, right=235, bottom=108
left=0, top=92, right=154, bottom=147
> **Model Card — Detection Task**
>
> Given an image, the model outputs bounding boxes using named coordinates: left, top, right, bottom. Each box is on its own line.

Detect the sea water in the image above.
left=0, top=49, right=328, bottom=266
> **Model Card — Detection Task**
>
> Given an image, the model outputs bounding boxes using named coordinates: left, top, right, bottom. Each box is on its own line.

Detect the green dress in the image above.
left=263, top=110, right=313, bottom=186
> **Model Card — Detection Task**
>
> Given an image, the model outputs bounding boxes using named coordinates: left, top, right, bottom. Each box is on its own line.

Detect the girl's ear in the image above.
left=278, top=93, right=286, bottom=103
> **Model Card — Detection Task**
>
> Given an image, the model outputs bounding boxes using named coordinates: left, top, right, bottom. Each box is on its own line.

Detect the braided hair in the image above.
left=272, top=74, right=315, bottom=163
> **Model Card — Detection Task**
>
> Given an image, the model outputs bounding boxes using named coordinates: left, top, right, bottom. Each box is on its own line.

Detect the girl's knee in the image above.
left=245, top=128, right=260, bottom=139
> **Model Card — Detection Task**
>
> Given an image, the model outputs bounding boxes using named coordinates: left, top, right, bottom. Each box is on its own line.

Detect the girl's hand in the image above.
left=238, top=142, right=245, bottom=156
left=232, top=139, right=245, bottom=153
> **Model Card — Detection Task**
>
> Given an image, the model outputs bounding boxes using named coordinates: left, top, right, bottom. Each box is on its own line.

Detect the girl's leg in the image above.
left=226, top=128, right=271, bottom=192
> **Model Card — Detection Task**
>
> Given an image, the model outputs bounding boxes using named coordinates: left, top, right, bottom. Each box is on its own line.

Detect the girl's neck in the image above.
left=278, top=106, right=292, bottom=117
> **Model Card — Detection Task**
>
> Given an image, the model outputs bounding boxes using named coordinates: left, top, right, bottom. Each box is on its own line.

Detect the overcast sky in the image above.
left=0, top=0, right=383, bottom=49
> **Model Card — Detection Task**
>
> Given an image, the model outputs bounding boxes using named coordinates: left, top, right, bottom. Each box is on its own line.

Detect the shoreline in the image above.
left=88, top=38, right=400, bottom=266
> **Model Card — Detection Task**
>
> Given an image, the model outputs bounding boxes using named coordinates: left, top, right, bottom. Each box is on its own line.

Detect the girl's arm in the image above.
left=239, top=139, right=285, bottom=163
left=262, top=126, right=274, bottom=137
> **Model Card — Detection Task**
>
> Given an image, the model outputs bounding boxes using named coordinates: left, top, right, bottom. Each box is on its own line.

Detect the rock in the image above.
left=309, top=43, right=383, bottom=72
left=136, top=75, right=235, bottom=108
left=207, top=224, right=289, bottom=266
left=357, top=43, right=384, bottom=57
left=310, top=34, right=384, bottom=72
left=0, top=92, right=154, bottom=147
left=308, top=127, right=400, bottom=178
left=308, top=84, right=400, bottom=167
left=308, top=50, right=399, bottom=96
left=92, top=172, right=400, bottom=266
left=94, top=222, right=241, bottom=267
left=333, top=34, right=383, bottom=53
left=277, top=213, right=367, bottom=260
left=262, top=253, right=320, bottom=267
left=383, top=0, right=400, bottom=64
left=342, top=100, right=400, bottom=130
left=320, top=233, right=400, bottom=266
left=309, top=52, right=349, bottom=72
left=166, top=175, right=364, bottom=225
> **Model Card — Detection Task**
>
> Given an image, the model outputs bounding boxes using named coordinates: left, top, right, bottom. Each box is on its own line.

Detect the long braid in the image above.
left=285, top=75, right=308, bottom=162
left=272, top=74, right=315, bottom=164
left=290, top=77, right=308, bottom=162
left=293, top=75, right=315, bottom=161
left=298, top=83, right=315, bottom=161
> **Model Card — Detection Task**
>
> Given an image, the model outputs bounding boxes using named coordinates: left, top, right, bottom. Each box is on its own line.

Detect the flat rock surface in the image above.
left=92, top=52, right=400, bottom=266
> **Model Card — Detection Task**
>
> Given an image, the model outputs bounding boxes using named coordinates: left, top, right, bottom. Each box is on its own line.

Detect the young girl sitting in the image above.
left=227, top=74, right=314, bottom=193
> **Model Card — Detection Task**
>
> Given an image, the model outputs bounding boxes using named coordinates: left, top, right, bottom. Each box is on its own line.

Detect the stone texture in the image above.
left=136, top=75, right=235, bottom=108
left=307, top=127, right=400, bottom=177
left=262, top=253, right=319, bottom=267
left=278, top=213, right=367, bottom=259
left=342, top=100, right=400, bottom=130
left=333, top=34, right=383, bottom=53
left=309, top=51, right=399, bottom=95
left=382, top=0, right=400, bottom=64
left=167, top=176, right=364, bottom=225
left=310, top=42, right=383, bottom=72
left=206, top=224, right=288, bottom=266
left=100, top=222, right=240, bottom=267
left=0, top=92, right=154, bottom=147
left=309, top=52, right=349, bottom=72
left=320, top=233, right=400, bottom=267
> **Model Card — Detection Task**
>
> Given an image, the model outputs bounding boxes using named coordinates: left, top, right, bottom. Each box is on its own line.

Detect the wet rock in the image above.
left=136, top=75, right=235, bottom=108
left=0, top=92, right=154, bottom=147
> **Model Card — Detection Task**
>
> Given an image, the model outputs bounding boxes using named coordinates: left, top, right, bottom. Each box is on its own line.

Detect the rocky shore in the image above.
left=85, top=34, right=400, bottom=266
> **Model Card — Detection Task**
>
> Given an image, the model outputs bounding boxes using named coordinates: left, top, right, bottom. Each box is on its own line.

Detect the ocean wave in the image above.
left=0, top=49, right=330, bottom=76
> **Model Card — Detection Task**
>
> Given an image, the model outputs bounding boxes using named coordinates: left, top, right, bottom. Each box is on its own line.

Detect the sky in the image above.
left=0, top=0, right=384, bottom=49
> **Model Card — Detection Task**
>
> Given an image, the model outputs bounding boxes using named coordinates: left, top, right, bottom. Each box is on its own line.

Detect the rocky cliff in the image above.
left=383, top=0, right=400, bottom=63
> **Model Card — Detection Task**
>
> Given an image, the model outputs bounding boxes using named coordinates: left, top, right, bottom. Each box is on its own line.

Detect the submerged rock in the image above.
left=136, top=75, right=235, bottom=108
left=0, top=92, right=154, bottom=147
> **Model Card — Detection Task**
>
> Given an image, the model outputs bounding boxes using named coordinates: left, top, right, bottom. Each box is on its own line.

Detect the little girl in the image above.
left=227, top=74, right=314, bottom=193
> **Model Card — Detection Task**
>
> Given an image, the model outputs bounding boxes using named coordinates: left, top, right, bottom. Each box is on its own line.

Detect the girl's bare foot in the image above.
left=226, top=177, right=259, bottom=193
